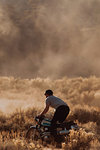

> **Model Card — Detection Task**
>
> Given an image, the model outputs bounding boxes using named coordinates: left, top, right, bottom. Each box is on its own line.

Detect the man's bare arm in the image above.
left=39, top=104, right=50, bottom=116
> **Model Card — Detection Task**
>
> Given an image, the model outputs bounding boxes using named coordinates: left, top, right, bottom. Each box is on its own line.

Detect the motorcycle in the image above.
left=26, top=115, right=79, bottom=146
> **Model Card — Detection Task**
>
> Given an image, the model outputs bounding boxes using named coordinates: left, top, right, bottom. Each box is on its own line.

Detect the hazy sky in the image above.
left=0, top=0, right=100, bottom=78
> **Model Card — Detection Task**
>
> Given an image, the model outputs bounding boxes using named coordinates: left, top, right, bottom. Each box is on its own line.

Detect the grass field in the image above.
left=0, top=76, right=100, bottom=149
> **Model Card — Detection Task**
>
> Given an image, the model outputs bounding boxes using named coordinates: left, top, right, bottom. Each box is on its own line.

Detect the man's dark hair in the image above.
left=44, top=90, right=53, bottom=95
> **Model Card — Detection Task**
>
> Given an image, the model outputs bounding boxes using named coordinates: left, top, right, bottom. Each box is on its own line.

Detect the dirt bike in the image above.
left=26, top=115, right=79, bottom=147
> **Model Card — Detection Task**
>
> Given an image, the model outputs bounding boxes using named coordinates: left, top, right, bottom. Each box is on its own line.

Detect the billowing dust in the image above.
left=0, top=0, right=100, bottom=78
left=0, top=98, right=44, bottom=114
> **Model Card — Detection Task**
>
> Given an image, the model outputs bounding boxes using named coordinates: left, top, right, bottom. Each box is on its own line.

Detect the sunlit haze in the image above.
left=0, top=0, right=100, bottom=78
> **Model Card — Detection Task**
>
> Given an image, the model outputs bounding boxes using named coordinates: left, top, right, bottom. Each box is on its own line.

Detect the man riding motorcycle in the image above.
left=38, top=90, right=70, bottom=138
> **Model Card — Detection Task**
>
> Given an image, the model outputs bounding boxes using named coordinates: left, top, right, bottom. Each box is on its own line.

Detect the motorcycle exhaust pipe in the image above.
left=58, top=130, right=70, bottom=135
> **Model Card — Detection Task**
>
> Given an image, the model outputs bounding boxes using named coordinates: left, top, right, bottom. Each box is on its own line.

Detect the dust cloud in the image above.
left=0, top=0, right=100, bottom=78
left=0, top=98, right=44, bottom=114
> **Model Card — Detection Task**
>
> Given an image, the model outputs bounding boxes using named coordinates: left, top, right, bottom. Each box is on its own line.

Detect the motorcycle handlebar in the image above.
left=35, top=115, right=45, bottom=122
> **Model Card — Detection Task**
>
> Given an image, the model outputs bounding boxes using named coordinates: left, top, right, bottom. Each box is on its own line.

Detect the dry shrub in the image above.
left=0, top=76, right=100, bottom=104
left=0, top=141, right=28, bottom=150
left=90, top=140, right=100, bottom=150
left=68, top=105, right=100, bottom=125
left=0, top=108, right=38, bottom=132
left=2, top=143, right=18, bottom=150
left=64, top=129, right=94, bottom=150
left=0, top=115, right=7, bottom=124
left=0, top=131, right=43, bottom=150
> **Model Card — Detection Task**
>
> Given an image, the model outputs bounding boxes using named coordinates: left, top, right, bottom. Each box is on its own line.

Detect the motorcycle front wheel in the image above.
left=26, top=127, right=39, bottom=141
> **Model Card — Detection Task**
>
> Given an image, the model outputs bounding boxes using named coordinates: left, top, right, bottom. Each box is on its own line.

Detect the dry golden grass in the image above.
left=0, top=76, right=100, bottom=149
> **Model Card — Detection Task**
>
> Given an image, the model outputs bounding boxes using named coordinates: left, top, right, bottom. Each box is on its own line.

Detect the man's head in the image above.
left=44, top=89, right=53, bottom=97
